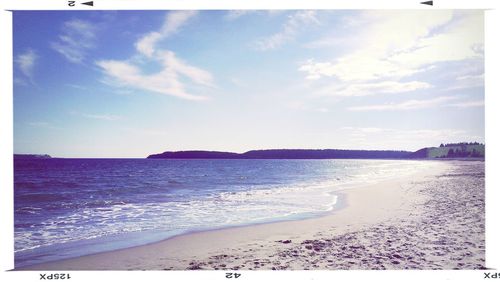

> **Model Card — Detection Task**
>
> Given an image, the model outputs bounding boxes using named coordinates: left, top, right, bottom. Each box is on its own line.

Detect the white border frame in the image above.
left=1, top=1, right=498, bottom=282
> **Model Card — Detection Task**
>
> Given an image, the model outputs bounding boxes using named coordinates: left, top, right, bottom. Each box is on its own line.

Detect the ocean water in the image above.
left=14, top=158, right=436, bottom=267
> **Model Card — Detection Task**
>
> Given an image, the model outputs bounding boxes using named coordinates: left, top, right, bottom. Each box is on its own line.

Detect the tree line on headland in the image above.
left=439, top=142, right=482, bottom=147
left=147, top=143, right=485, bottom=160
left=13, top=143, right=485, bottom=160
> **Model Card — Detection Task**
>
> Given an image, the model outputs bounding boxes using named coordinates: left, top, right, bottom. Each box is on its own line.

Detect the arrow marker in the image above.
left=81, top=1, right=93, bottom=6
left=421, top=1, right=433, bottom=6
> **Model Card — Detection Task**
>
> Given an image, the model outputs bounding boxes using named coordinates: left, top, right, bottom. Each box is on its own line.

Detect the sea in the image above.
left=14, top=158, right=437, bottom=267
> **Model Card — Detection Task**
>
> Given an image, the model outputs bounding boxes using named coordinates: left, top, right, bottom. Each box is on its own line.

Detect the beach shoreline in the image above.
left=18, top=160, right=485, bottom=270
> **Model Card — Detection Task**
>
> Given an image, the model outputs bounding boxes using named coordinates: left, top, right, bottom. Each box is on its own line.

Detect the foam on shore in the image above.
left=20, top=160, right=485, bottom=270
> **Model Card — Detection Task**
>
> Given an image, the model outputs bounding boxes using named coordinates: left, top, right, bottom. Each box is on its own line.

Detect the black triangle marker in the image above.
left=81, top=1, right=93, bottom=6
left=421, top=1, right=433, bottom=6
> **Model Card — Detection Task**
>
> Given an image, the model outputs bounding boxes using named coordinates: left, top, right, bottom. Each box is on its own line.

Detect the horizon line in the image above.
left=14, top=142, right=485, bottom=159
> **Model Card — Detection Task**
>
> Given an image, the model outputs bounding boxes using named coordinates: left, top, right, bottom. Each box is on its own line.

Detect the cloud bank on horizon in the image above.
left=13, top=10, right=484, bottom=157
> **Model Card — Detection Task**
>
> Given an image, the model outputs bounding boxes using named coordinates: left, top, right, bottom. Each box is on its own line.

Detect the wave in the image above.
left=14, top=159, right=443, bottom=266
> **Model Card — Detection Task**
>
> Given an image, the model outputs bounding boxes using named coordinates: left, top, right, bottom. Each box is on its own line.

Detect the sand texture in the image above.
left=22, top=161, right=485, bottom=270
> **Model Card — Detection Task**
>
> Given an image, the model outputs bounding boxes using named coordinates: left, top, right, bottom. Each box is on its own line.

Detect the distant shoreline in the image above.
left=13, top=143, right=485, bottom=160
left=13, top=156, right=485, bottom=161
left=13, top=154, right=51, bottom=159
left=147, top=144, right=485, bottom=160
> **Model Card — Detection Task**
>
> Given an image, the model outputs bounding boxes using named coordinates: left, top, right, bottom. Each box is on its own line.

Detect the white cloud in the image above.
left=225, top=10, right=285, bottom=21
left=82, top=113, right=122, bottom=121
left=398, top=129, right=468, bottom=140
left=65, top=84, right=87, bottom=90
left=299, top=11, right=483, bottom=82
left=51, top=19, right=96, bottom=63
left=15, top=50, right=37, bottom=82
left=341, top=126, right=482, bottom=150
left=333, top=81, right=431, bottom=97
left=342, top=126, right=465, bottom=138
left=97, top=51, right=213, bottom=101
left=135, top=32, right=162, bottom=58
left=399, top=129, right=478, bottom=147
left=97, top=11, right=213, bottom=101
left=360, top=127, right=385, bottom=133
left=346, top=96, right=484, bottom=111
left=448, top=100, right=484, bottom=108
left=340, top=127, right=388, bottom=140
left=256, top=10, right=319, bottom=50
left=26, top=121, right=60, bottom=130
left=159, top=51, right=214, bottom=87
left=135, top=11, right=197, bottom=57
left=348, top=96, right=457, bottom=111
left=452, top=73, right=484, bottom=90
left=27, top=121, right=50, bottom=127
left=387, top=12, right=483, bottom=69
left=304, top=37, right=344, bottom=49
left=225, top=10, right=253, bottom=20
left=299, top=57, right=418, bottom=82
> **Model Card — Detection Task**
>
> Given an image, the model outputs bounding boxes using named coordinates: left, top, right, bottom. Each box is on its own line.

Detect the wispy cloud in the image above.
left=299, top=11, right=483, bottom=83
left=97, top=51, right=213, bottom=101
left=341, top=127, right=387, bottom=133
left=341, top=126, right=482, bottom=150
left=26, top=121, right=59, bottom=130
left=51, top=19, right=97, bottom=63
left=82, top=113, right=123, bottom=121
left=123, top=127, right=169, bottom=137
left=348, top=96, right=457, bottom=111
left=27, top=121, right=50, bottom=127
left=256, top=11, right=319, bottom=50
left=97, top=12, right=213, bottom=101
left=451, top=73, right=485, bottom=90
left=65, top=84, right=87, bottom=90
left=293, top=11, right=485, bottom=110
left=224, top=10, right=283, bottom=21
left=15, top=50, right=37, bottom=83
left=448, top=100, right=484, bottom=108
left=224, top=10, right=253, bottom=21
left=135, top=11, right=197, bottom=57
left=331, top=81, right=431, bottom=97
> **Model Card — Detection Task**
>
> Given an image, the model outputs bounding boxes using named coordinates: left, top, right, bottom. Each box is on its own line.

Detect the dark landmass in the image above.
left=147, top=151, right=240, bottom=159
left=148, top=143, right=485, bottom=160
left=408, top=143, right=484, bottom=159
left=14, top=154, right=52, bottom=159
left=241, top=149, right=411, bottom=159
left=148, top=149, right=411, bottom=159
left=14, top=143, right=484, bottom=160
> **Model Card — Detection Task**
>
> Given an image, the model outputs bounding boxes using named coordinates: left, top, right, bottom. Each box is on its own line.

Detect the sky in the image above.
left=13, top=10, right=485, bottom=158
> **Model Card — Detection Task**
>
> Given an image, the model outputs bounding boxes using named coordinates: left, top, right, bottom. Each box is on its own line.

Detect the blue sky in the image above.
left=13, top=10, right=484, bottom=158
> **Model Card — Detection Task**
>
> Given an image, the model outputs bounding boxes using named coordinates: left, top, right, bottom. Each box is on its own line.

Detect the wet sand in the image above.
left=21, top=161, right=485, bottom=270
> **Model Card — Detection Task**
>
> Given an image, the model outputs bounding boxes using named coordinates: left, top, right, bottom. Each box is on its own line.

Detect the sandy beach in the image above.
left=20, top=160, right=485, bottom=270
